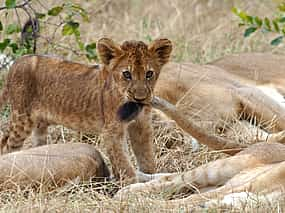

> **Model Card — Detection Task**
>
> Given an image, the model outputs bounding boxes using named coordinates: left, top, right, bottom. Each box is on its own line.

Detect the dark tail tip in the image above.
left=21, top=18, right=40, bottom=53
left=99, top=157, right=111, bottom=178
left=117, top=102, right=144, bottom=122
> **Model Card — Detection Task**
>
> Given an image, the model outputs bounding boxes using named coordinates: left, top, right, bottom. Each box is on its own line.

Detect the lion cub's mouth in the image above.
left=117, top=102, right=144, bottom=122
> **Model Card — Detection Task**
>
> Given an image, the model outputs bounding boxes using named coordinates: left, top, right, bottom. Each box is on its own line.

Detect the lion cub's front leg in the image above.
left=102, top=123, right=136, bottom=183
left=128, top=107, right=155, bottom=174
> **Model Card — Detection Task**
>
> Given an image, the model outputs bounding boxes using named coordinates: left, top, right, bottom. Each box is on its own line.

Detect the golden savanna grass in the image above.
left=1, top=0, right=285, bottom=212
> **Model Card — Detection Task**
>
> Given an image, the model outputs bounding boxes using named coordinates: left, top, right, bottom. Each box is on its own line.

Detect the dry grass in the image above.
left=1, top=0, right=285, bottom=212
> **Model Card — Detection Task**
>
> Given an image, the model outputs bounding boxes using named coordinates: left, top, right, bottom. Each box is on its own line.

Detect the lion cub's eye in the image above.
left=146, top=70, right=154, bottom=80
left=122, top=70, right=132, bottom=80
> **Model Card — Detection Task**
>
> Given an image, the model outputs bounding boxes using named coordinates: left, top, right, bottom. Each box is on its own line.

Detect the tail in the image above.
left=0, top=83, right=9, bottom=154
left=0, top=86, right=8, bottom=117
left=0, top=84, right=8, bottom=113
left=21, top=18, right=40, bottom=53
left=152, top=96, right=246, bottom=155
left=93, top=149, right=111, bottom=181
left=99, top=157, right=111, bottom=179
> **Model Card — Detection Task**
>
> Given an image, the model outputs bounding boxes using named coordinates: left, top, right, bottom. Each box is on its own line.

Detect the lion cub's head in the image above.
left=97, top=38, right=172, bottom=105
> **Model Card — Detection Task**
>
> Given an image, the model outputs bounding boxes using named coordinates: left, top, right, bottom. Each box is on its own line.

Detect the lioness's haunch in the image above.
left=0, top=143, right=109, bottom=190
left=0, top=38, right=172, bottom=183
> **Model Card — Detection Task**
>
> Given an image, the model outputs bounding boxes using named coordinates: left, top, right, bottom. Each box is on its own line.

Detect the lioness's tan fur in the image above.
left=116, top=142, right=285, bottom=208
left=0, top=38, right=172, bottom=182
left=0, top=143, right=109, bottom=191
left=155, top=53, right=285, bottom=145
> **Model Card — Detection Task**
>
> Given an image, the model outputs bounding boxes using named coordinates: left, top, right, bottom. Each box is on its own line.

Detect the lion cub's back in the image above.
left=5, top=55, right=103, bottom=128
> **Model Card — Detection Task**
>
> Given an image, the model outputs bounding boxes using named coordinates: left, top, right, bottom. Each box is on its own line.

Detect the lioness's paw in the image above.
left=267, top=130, right=285, bottom=143
left=114, top=182, right=146, bottom=200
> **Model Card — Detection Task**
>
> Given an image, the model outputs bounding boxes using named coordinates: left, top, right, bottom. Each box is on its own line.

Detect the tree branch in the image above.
left=0, top=0, right=32, bottom=11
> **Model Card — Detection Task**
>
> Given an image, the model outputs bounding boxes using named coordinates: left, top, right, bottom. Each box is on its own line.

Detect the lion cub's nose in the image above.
left=134, top=91, right=148, bottom=102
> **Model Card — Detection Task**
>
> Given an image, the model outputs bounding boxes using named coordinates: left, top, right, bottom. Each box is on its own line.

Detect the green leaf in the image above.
left=145, top=35, right=153, bottom=42
left=270, top=36, right=283, bottom=46
left=5, top=0, right=16, bottom=9
left=85, top=42, right=97, bottom=60
left=244, top=27, right=257, bottom=37
left=273, top=20, right=280, bottom=32
left=0, top=38, right=11, bottom=52
left=253, top=16, right=262, bottom=27
left=74, top=29, right=84, bottom=50
left=238, top=23, right=245, bottom=27
left=237, top=10, right=253, bottom=24
left=62, top=21, right=79, bottom=36
left=71, top=4, right=89, bottom=22
left=70, top=3, right=85, bottom=12
left=231, top=7, right=239, bottom=16
left=264, top=17, right=271, bottom=31
left=79, top=11, right=89, bottom=22
left=15, top=47, right=28, bottom=57
left=48, top=6, right=63, bottom=16
left=0, top=21, right=3, bottom=31
left=9, top=42, right=18, bottom=53
left=62, top=24, right=74, bottom=35
left=278, top=17, right=285, bottom=23
left=278, top=3, right=285, bottom=12
left=5, top=24, right=21, bottom=34
left=238, top=11, right=248, bottom=22
left=246, top=15, right=253, bottom=24
left=76, top=38, right=84, bottom=50
left=35, top=12, right=46, bottom=19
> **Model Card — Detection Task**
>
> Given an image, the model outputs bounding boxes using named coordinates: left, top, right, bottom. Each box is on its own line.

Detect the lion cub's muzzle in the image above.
left=129, top=86, right=152, bottom=104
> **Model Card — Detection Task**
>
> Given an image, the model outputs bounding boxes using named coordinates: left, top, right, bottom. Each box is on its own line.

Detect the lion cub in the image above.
left=0, top=38, right=172, bottom=182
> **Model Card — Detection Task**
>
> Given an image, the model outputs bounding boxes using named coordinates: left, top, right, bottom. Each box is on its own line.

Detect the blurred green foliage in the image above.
left=0, top=0, right=98, bottom=61
left=233, top=2, right=285, bottom=46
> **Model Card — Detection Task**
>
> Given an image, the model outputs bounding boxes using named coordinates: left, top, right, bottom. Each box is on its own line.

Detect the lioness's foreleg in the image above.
left=116, top=154, right=257, bottom=199
left=128, top=108, right=155, bottom=174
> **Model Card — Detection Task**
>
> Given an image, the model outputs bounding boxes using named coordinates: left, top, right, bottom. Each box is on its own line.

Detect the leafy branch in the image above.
left=0, top=0, right=32, bottom=10
left=233, top=3, right=285, bottom=46
left=0, top=0, right=98, bottom=67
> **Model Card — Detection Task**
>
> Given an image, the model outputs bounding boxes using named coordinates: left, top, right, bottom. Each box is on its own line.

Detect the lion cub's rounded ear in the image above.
left=148, top=38, right=172, bottom=66
left=97, top=38, right=122, bottom=65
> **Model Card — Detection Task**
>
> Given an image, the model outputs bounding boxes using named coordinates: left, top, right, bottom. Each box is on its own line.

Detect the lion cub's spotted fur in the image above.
left=0, top=38, right=172, bottom=182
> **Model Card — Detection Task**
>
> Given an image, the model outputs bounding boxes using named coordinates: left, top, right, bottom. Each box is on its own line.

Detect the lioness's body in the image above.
left=0, top=143, right=109, bottom=190
left=211, top=52, right=285, bottom=89
left=0, top=38, right=173, bottom=182
left=155, top=53, right=285, bottom=143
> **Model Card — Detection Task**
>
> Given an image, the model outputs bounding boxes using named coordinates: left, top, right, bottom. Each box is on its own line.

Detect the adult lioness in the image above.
left=0, top=38, right=172, bottom=182
left=155, top=53, right=285, bottom=145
